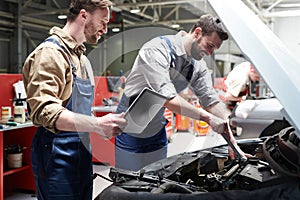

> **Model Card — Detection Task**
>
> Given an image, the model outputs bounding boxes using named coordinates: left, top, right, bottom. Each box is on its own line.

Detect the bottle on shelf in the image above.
left=13, top=93, right=26, bottom=123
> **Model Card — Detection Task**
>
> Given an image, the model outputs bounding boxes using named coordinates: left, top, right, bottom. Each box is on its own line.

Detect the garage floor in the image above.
left=5, top=130, right=255, bottom=200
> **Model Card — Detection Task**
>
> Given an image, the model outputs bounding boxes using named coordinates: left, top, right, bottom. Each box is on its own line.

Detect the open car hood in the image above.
left=209, top=0, right=300, bottom=137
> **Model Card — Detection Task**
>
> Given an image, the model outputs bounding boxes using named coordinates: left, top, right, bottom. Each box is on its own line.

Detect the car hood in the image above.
left=209, top=0, right=300, bottom=137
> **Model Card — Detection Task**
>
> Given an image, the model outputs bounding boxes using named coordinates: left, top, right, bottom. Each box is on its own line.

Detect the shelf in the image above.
left=0, top=74, right=37, bottom=199
left=3, top=165, right=30, bottom=176
left=1, top=121, right=33, bottom=131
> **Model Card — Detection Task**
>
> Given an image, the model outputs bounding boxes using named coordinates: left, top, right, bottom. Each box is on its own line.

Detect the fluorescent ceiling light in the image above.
left=112, top=27, right=120, bottom=32
left=262, top=10, right=300, bottom=17
left=277, top=3, right=300, bottom=8
left=130, top=8, right=140, bottom=14
left=171, top=24, right=180, bottom=28
left=58, top=14, right=67, bottom=20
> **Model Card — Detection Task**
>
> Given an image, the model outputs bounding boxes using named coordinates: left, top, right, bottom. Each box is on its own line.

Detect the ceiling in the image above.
left=0, top=0, right=299, bottom=48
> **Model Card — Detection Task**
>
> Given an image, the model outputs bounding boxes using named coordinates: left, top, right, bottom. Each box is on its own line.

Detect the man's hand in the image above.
left=95, top=113, right=127, bottom=140
left=209, top=116, right=253, bottom=159
left=209, top=115, right=226, bottom=133
left=223, top=123, right=253, bottom=160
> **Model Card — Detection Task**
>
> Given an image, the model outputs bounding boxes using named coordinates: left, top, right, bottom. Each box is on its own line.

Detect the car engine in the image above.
left=96, top=127, right=300, bottom=200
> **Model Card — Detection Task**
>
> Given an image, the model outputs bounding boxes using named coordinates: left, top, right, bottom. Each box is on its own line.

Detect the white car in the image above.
left=230, top=98, right=291, bottom=137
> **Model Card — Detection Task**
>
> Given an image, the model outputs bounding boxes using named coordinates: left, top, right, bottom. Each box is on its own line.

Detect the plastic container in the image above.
left=175, top=114, right=190, bottom=132
left=6, top=152, right=23, bottom=168
left=1, top=106, right=11, bottom=121
left=4, top=144, right=24, bottom=168
left=194, top=120, right=210, bottom=136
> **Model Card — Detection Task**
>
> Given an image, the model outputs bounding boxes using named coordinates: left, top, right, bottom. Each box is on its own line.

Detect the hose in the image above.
left=150, top=182, right=193, bottom=194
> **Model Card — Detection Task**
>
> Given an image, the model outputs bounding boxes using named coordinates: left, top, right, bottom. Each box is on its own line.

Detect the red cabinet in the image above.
left=0, top=74, right=38, bottom=199
left=91, top=106, right=117, bottom=166
left=0, top=123, right=37, bottom=199
left=0, top=75, right=121, bottom=198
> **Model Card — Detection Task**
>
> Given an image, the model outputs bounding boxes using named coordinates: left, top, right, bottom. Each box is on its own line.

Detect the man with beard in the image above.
left=22, top=0, right=126, bottom=199
left=115, top=14, right=249, bottom=171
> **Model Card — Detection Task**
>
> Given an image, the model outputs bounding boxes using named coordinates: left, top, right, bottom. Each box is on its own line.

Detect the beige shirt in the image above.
left=22, top=27, right=88, bottom=133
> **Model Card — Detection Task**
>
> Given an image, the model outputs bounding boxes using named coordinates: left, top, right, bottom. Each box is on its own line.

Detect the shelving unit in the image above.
left=0, top=122, right=37, bottom=199
left=0, top=75, right=122, bottom=198
left=0, top=74, right=36, bottom=199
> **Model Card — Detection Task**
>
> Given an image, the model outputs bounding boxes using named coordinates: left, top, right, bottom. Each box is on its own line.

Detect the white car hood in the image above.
left=209, top=0, right=300, bottom=137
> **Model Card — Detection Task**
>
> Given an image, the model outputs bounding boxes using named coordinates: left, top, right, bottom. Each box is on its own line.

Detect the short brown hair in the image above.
left=68, top=0, right=113, bottom=21
left=190, top=14, right=228, bottom=41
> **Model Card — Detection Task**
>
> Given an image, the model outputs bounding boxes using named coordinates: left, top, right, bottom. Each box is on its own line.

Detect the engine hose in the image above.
left=150, top=182, right=193, bottom=194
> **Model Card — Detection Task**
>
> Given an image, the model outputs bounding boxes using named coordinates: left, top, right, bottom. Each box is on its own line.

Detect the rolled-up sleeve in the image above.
left=23, top=45, right=72, bottom=133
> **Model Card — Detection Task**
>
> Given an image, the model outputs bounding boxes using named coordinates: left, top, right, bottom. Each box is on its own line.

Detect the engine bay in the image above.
left=96, top=127, right=300, bottom=199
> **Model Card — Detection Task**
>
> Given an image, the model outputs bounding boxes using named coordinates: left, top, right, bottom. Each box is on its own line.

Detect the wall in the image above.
left=0, top=27, right=45, bottom=73
left=87, top=27, right=177, bottom=77
left=0, top=41, right=9, bottom=72
left=273, top=16, right=300, bottom=64
left=105, top=50, right=139, bottom=76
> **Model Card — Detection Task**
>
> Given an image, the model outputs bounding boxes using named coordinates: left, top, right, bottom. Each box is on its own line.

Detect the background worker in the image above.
left=224, top=61, right=260, bottom=107
left=22, top=0, right=126, bottom=199
left=116, top=14, right=250, bottom=171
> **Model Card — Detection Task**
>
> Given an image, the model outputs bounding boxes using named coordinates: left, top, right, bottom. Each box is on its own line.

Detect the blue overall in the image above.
left=115, top=36, right=193, bottom=171
left=31, top=38, right=94, bottom=200
left=115, top=94, right=168, bottom=171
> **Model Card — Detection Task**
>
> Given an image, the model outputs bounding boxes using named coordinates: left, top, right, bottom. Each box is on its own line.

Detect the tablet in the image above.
left=123, top=88, right=168, bottom=134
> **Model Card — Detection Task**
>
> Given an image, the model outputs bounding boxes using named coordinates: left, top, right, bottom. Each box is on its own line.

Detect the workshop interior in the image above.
left=0, top=0, right=300, bottom=199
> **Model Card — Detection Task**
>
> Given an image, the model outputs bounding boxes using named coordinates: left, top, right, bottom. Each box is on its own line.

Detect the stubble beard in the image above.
left=191, top=42, right=206, bottom=61
left=86, top=34, right=98, bottom=45
left=84, top=23, right=99, bottom=44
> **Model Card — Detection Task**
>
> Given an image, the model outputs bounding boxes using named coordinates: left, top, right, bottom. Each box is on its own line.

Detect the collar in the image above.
left=49, top=26, right=86, bottom=56
left=174, top=31, right=192, bottom=62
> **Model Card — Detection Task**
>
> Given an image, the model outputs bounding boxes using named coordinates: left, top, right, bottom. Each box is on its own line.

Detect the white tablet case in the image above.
left=123, top=88, right=167, bottom=134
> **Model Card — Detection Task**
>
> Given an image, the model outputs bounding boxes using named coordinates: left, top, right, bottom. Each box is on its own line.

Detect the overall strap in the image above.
left=44, top=37, right=76, bottom=75
left=159, top=36, right=175, bottom=68
left=159, top=36, right=194, bottom=82
left=186, top=60, right=195, bottom=82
